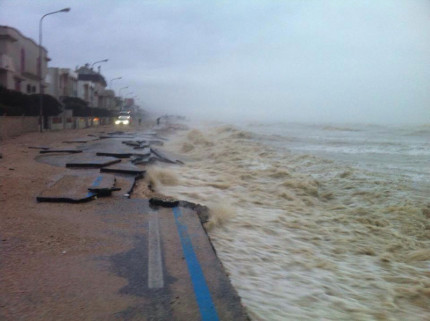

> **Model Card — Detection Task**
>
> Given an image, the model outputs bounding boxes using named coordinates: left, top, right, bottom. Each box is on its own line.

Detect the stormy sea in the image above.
left=149, top=122, right=430, bottom=321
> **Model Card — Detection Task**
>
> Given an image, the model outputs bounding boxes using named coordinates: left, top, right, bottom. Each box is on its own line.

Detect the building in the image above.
left=76, top=64, right=118, bottom=110
left=0, top=25, right=49, bottom=94
left=76, top=64, right=110, bottom=108
left=77, top=77, right=96, bottom=106
left=99, top=88, right=117, bottom=110
left=46, top=67, right=78, bottom=99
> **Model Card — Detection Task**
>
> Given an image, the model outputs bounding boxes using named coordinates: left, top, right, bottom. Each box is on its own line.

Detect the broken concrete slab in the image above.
left=123, top=139, right=164, bottom=147
left=65, top=156, right=121, bottom=168
left=40, top=149, right=83, bottom=154
left=37, top=174, right=121, bottom=202
left=28, top=146, right=50, bottom=150
left=179, top=200, right=210, bottom=224
left=147, top=139, right=164, bottom=146
left=96, top=152, right=133, bottom=158
left=112, top=173, right=142, bottom=198
left=99, top=135, right=136, bottom=139
left=122, top=140, right=149, bottom=148
left=100, top=132, right=136, bottom=139
left=37, top=175, right=99, bottom=203
left=88, top=138, right=147, bottom=157
left=150, top=147, right=183, bottom=164
left=133, top=147, right=151, bottom=156
left=95, top=146, right=151, bottom=159
left=100, top=163, right=145, bottom=176
left=62, top=137, right=99, bottom=144
left=131, top=155, right=153, bottom=165
left=139, top=132, right=167, bottom=140
left=87, top=174, right=120, bottom=196
left=149, top=196, right=179, bottom=208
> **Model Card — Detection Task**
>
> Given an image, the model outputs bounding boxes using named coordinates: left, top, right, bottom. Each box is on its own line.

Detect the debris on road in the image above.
left=149, top=195, right=179, bottom=207
left=40, top=149, right=83, bottom=154
left=36, top=131, right=182, bottom=201
left=100, top=163, right=145, bottom=176
left=65, top=156, right=121, bottom=168
left=150, top=147, right=183, bottom=164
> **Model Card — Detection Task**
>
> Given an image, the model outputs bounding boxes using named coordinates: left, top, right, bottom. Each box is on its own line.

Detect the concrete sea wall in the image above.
left=0, top=115, right=113, bottom=139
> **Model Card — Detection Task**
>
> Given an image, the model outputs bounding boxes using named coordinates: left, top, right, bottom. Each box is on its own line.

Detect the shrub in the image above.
left=0, top=86, right=62, bottom=116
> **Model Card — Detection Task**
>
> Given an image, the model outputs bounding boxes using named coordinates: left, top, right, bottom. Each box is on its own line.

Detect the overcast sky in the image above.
left=1, top=0, right=429, bottom=124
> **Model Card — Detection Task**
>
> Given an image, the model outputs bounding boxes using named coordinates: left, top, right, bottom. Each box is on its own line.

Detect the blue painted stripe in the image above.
left=91, top=175, right=103, bottom=187
left=172, top=207, right=219, bottom=321
left=86, top=175, right=103, bottom=198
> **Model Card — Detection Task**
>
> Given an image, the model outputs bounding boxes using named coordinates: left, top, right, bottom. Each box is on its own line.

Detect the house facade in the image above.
left=0, top=25, right=49, bottom=94
left=76, top=64, right=117, bottom=110
left=99, top=88, right=117, bottom=110
left=46, top=67, right=78, bottom=99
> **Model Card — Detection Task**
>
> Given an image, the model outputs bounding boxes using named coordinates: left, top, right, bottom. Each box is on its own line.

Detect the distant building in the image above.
left=0, top=25, right=49, bottom=94
left=46, top=67, right=78, bottom=99
left=124, top=98, right=134, bottom=108
left=76, top=64, right=102, bottom=106
left=100, top=88, right=116, bottom=110
left=76, top=64, right=117, bottom=109
left=123, top=98, right=135, bottom=112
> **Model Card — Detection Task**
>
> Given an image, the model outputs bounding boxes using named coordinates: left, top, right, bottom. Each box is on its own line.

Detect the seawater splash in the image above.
left=151, top=123, right=430, bottom=321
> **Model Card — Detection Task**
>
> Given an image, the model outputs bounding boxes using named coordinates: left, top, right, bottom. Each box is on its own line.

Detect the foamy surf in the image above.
left=149, top=122, right=430, bottom=321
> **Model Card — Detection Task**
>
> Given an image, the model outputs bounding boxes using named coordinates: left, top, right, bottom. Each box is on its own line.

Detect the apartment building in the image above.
left=0, top=25, right=49, bottom=94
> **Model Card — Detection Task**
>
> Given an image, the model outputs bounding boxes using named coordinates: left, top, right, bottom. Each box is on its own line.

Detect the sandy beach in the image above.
left=0, top=124, right=155, bottom=319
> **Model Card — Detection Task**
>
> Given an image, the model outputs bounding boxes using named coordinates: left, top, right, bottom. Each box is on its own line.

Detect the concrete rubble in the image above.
left=36, top=131, right=179, bottom=203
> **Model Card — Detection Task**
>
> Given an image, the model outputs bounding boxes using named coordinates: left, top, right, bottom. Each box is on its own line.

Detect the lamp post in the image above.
left=38, top=7, right=70, bottom=132
left=90, top=59, right=108, bottom=70
left=109, top=77, right=122, bottom=89
left=119, top=86, right=128, bottom=111
left=118, top=86, right=128, bottom=97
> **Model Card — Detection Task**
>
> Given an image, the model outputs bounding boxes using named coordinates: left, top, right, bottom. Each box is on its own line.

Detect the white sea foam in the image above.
left=152, top=122, right=430, bottom=320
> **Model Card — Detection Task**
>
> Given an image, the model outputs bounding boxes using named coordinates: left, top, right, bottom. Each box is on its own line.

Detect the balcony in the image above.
left=0, top=54, right=15, bottom=72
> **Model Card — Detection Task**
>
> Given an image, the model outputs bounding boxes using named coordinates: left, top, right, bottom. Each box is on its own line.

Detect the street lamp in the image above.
left=118, top=86, right=129, bottom=97
left=109, top=77, right=122, bottom=89
left=90, top=59, right=108, bottom=70
left=39, top=7, right=71, bottom=132
left=118, top=86, right=129, bottom=111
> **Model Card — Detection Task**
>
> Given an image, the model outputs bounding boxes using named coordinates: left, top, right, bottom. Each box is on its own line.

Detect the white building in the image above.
left=0, top=25, right=49, bottom=94
left=46, top=67, right=78, bottom=99
left=76, top=64, right=117, bottom=110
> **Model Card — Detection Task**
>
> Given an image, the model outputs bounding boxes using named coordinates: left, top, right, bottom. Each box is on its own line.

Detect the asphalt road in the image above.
left=29, top=130, right=249, bottom=321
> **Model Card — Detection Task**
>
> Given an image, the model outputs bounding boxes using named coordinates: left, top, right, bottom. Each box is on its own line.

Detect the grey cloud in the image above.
left=1, top=0, right=429, bottom=124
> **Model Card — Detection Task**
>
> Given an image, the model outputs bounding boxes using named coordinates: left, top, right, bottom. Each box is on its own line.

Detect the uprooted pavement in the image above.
left=35, top=130, right=185, bottom=205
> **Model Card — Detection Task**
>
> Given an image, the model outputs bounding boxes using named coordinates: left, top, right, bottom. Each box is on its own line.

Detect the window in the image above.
left=37, top=57, right=40, bottom=77
left=15, top=79, right=21, bottom=91
left=27, top=84, right=31, bottom=93
left=20, top=48, right=25, bottom=73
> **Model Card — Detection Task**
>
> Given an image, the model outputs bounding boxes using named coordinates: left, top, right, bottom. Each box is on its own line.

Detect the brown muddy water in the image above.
left=148, top=123, right=430, bottom=321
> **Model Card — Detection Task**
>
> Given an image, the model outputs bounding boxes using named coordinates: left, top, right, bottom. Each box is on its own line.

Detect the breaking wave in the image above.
left=154, top=123, right=430, bottom=321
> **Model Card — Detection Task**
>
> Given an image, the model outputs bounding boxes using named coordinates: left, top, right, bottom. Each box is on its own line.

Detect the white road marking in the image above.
left=148, top=212, right=164, bottom=289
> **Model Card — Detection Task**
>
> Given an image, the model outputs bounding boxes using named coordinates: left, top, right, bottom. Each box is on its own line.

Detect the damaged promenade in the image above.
left=0, top=123, right=249, bottom=321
